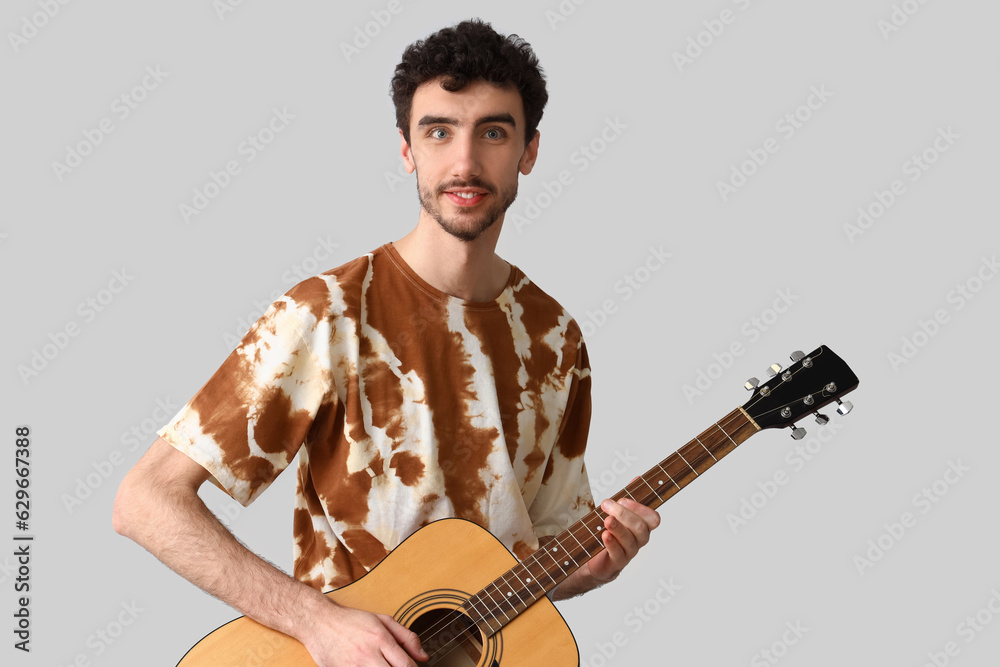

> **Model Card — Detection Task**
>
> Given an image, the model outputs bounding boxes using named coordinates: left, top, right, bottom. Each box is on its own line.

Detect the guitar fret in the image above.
left=677, top=450, right=699, bottom=476
left=540, top=548, right=568, bottom=577
left=549, top=539, right=579, bottom=569
left=467, top=598, right=499, bottom=633
left=695, top=436, right=719, bottom=462
left=658, top=463, right=681, bottom=490
left=497, top=583, right=518, bottom=618
left=479, top=595, right=502, bottom=629
left=715, top=422, right=738, bottom=448
left=510, top=564, right=542, bottom=602
left=464, top=601, right=485, bottom=628
left=639, top=476, right=663, bottom=502
left=565, top=528, right=587, bottom=558
left=578, top=513, right=607, bottom=557
left=688, top=442, right=717, bottom=473
left=532, top=553, right=560, bottom=587
left=573, top=521, right=603, bottom=561
left=485, top=585, right=512, bottom=622
left=521, top=561, right=545, bottom=600
left=500, top=571, right=528, bottom=607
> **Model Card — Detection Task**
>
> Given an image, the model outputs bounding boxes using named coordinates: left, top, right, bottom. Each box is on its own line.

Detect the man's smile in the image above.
left=442, top=185, right=491, bottom=207
left=444, top=189, right=488, bottom=206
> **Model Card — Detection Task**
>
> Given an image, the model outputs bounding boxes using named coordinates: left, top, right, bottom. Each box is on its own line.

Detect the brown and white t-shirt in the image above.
left=158, top=243, right=594, bottom=591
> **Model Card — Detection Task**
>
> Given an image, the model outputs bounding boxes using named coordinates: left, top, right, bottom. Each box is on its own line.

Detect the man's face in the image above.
left=401, top=78, right=539, bottom=242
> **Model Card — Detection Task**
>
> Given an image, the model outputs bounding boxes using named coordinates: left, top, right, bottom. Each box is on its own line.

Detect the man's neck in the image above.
left=393, top=212, right=511, bottom=302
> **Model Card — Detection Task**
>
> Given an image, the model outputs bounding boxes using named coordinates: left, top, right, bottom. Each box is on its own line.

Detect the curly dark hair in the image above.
left=391, top=19, right=548, bottom=146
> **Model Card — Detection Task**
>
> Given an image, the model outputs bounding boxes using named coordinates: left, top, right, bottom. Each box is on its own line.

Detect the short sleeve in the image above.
left=527, top=338, right=596, bottom=537
left=157, top=292, right=332, bottom=506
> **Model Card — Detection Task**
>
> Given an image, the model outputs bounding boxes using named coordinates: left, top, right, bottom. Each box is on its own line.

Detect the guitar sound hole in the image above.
left=409, top=608, right=483, bottom=666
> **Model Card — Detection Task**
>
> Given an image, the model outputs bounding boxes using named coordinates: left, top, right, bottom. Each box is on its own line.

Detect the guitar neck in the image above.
left=463, top=406, right=761, bottom=635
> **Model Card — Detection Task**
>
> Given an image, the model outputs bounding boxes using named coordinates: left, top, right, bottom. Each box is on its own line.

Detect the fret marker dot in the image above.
left=552, top=547, right=558, bottom=552
left=526, top=578, right=532, bottom=583
left=658, top=480, right=663, bottom=485
left=564, top=561, right=569, bottom=566
left=597, top=526, right=602, bottom=531
left=507, top=592, right=512, bottom=597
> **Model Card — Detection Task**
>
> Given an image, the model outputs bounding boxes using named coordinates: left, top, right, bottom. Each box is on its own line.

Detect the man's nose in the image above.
left=449, top=133, right=482, bottom=179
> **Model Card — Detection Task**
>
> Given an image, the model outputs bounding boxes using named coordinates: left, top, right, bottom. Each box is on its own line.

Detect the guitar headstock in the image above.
left=741, top=346, right=859, bottom=438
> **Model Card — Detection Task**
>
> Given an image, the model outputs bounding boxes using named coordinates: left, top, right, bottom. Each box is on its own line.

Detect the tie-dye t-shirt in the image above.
left=157, top=243, right=595, bottom=591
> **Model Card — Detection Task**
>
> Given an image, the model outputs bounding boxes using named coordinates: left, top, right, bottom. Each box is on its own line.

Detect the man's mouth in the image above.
left=444, top=189, right=489, bottom=206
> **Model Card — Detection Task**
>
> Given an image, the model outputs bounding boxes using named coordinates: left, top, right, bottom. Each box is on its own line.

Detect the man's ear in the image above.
left=400, top=129, right=416, bottom=174
left=519, top=130, right=540, bottom=176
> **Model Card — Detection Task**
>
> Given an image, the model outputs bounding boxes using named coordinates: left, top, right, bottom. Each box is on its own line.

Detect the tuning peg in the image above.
left=790, top=350, right=805, bottom=362
left=836, top=399, right=853, bottom=416
left=745, top=377, right=759, bottom=391
left=790, top=426, right=806, bottom=440
left=766, top=364, right=782, bottom=378
left=814, top=412, right=830, bottom=425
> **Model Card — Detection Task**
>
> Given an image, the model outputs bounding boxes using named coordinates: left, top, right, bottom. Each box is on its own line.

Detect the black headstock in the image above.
left=742, top=346, right=859, bottom=438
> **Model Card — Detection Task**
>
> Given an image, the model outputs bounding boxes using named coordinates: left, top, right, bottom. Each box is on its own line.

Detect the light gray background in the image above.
left=3, top=1, right=999, bottom=665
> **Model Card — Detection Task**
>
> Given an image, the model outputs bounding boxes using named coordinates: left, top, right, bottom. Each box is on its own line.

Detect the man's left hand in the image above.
left=587, top=497, right=660, bottom=583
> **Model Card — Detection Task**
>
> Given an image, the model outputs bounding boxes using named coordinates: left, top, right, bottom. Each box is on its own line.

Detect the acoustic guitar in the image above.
left=178, top=345, right=859, bottom=666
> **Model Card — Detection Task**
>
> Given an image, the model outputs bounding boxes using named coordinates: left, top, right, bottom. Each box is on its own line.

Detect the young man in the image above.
left=114, top=19, right=659, bottom=667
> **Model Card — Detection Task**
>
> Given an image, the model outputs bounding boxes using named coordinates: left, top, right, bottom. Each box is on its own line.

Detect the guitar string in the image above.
left=420, top=360, right=845, bottom=654
left=409, top=408, right=755, bottom=658
left=417, top=451, right=725, bottom=662
left=417, top=420, right=753, bottom=662
left=413, top=407, right=754, bottom=653
left=468, top=407, right=747, bottom=631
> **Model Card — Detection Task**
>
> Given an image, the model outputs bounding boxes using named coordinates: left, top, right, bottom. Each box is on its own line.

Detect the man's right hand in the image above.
left=299, top=603, right=428, bottom=666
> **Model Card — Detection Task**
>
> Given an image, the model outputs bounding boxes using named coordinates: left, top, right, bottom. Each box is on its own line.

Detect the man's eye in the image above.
left=485, top=128, right=505, bottom=140
left=431, top=128, right=448, bottom=139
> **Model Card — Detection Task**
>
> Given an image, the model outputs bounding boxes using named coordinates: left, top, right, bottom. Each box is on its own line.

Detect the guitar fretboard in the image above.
left=461, top=406, right=760, bottom=636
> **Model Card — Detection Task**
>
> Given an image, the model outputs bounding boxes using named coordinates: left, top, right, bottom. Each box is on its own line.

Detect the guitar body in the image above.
left=177, top=518, right=579, bottom=666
